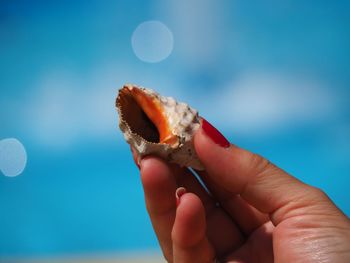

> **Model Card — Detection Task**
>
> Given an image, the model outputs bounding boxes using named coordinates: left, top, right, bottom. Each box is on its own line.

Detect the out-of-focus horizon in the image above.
left=1, top=0, right=349, bottom=261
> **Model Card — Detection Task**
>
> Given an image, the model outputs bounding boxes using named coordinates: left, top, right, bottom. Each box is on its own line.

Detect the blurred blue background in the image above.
left=1, top=0, right=349, bottom=260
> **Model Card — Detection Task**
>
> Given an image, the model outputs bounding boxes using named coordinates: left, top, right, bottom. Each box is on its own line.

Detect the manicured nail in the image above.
left=175, top=187, right=187, bottom=207
left=201, top=118, right=230, bottom=148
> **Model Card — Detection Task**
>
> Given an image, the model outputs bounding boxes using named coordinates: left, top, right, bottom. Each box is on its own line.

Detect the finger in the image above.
left=140, top=157, right=177, bottom=262
left=143, top=157, right=244, bottom=257
left=172, top=167, right=245, bottom=255
left=196, top=169, right=269, bottom=235
left=172, top=189, right=215, bottom=263
left=136, top=142, right=265, bottom=235
left=171, top=165, right=214, bottom=214
left=194, top=118, right=340, bottom=225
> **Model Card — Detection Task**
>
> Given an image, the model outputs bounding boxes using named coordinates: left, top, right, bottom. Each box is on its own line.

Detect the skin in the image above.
left=132, top=126, right=350, bottom=263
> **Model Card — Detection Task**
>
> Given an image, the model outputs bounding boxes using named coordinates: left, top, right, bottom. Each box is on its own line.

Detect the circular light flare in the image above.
left=0, top=138, right=27, bottom=177
left=131, top=20, right=174, bottom=63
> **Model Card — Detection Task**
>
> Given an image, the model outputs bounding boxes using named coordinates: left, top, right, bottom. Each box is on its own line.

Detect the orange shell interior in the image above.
left=120, top=86, right=178, bottom=145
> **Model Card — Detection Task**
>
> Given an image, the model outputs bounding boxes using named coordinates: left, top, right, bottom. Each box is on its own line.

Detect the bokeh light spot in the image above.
left=131, top=20, right=174, bottom=63
left=0, top=138, right=27, bottom=177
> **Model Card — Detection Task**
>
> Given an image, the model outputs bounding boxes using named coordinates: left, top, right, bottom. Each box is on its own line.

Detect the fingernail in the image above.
left=201, top=118, right=230, bottom=148
left=175, top=187, right=187, bottom=207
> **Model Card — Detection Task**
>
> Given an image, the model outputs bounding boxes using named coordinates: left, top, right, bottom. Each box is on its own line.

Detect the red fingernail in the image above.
left=201, top=118, right=230, bottom=148
left=175, top=187, right=186, bottom=207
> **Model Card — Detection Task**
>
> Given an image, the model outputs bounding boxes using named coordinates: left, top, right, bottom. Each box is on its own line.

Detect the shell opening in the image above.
left=118, top=88, right=160, bottom=143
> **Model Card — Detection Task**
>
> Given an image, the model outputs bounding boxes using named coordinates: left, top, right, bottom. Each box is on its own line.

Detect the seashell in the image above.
left=116, top=84, right=204, bottom=170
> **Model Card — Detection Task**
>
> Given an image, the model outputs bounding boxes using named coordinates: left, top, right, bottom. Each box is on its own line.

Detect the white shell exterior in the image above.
left=117, top=84, right=204, bottom=170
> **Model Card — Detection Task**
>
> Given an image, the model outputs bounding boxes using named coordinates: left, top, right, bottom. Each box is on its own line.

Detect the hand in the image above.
left=134, top=119, right=350, bottom=262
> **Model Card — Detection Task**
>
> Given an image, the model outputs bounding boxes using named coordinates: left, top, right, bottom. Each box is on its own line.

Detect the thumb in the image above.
left=194, top=118, right=346, bottom=225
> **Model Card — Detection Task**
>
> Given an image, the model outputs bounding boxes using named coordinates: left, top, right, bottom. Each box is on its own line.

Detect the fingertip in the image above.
left=194, top=120, right=265, bottom=194
left=139, top=155, right=156, bottom=170
left=194, top=123, right=238, bottom=178
left=140, top=156, right=173, bottom=189
left=194, top=121, right=234, bottom=162
left=140, top=156, right=168, bottom=177
left=177, top=192, right=204, bottom=219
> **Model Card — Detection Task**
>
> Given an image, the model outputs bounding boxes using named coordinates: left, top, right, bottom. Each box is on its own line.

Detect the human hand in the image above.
left=134, top=119, right=350, bottom=262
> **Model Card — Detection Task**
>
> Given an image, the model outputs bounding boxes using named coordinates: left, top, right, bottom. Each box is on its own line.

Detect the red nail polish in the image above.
left=175, top=187, right=186, bottom=207
left=201, top=118, right=230, bottom=148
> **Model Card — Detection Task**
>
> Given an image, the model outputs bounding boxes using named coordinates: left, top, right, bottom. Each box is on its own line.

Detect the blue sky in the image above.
left=1, top=0, right=350, bottom=258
